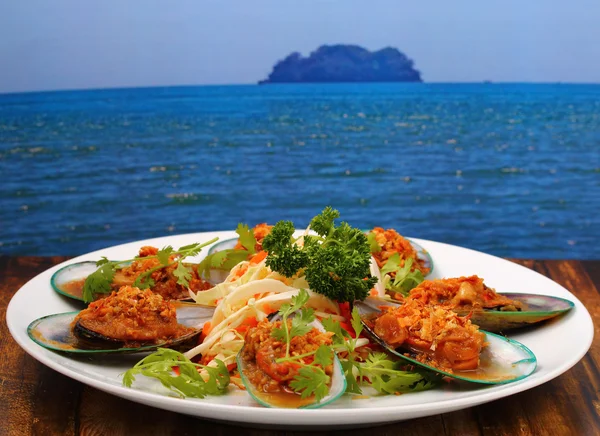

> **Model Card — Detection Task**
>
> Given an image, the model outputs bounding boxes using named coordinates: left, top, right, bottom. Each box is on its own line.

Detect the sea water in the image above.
left=0, top=83, right=598, bottom=258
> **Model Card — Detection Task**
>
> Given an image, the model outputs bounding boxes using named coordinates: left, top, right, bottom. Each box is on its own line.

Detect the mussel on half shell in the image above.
left=50, top=260, right=204, bottom=303
left=206, top=235, right=434, bottom=284
left=27, top=302, right=215, bottom=354
left=452, top=293, right=574, bottom=332
left=355, top=299, right=537, bottom=385
left=236, top=316, right=347, bottom=408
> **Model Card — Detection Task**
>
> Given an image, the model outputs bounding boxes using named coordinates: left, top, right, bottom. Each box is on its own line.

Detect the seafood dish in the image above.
left=238, top=314, right=346, bottom=408
left=29, top=286, right=214, bottom=353
left=357, top=298, right=536, bottom=383
left=51, top=242, right=216, bottom=303
left=28, top=207, right=574, bottom=408
left=368, top=226, right=431, bottom=276
left=206, top=223, right=433, bottom=294
left=394, top=275, right=574, bottom=332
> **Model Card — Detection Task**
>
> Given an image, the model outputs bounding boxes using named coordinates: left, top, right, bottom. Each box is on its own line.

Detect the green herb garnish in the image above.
left=322, top=307, right=440, bottom=395
left=82, top=238, right=218, bottom=303
left=367, top=232, right=382, bottom=253
left=288, top=352, right=331, bottom=401
left=380, top=253, right=424, bottom=296
left=197, top=224, right=257, bottom=279
left=358, top=352, right=442, bottom=394
left=268, top=289, right=334, bottom=402
left=322, top=307, right=365, bottom=393
left=271, top=289, right=314, bottom=359
left=262, top=206, right=378, bottom=303
left=122, top=348, right=230, bottom=398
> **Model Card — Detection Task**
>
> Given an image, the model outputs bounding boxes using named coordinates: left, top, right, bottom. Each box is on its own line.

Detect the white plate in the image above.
left=6, top=232, right=594, bottom=428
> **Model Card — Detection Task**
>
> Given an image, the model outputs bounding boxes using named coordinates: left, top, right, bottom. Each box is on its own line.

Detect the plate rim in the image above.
left=6, top=231, right=595, bottom=427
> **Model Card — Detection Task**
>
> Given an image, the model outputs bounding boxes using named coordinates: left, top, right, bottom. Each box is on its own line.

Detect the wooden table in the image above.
left=1, top=257, right=598, bottom=435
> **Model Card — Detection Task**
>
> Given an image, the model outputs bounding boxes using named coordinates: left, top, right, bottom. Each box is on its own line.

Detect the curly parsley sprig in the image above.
left=82, top=238, right=218, bottom=303
left=262, top=207, right=377, bottom=303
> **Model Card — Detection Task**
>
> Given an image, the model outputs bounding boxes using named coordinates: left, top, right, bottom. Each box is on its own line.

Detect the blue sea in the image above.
left=0, top=84, right=598, bottom=259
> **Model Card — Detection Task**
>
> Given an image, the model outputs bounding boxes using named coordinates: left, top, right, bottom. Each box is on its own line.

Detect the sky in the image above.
left=1, top=0, right=599, bottom=93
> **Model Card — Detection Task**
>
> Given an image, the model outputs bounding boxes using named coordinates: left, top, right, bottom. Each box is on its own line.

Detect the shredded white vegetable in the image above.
left=185, top=227, right=370, bottom=366
left=369, top=255, right=386, bottom=298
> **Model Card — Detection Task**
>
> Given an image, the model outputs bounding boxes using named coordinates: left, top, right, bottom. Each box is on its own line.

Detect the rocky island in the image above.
left=259, top=44, right=422, bottom=84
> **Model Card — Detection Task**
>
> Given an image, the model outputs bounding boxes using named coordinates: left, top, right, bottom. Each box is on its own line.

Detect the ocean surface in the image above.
left=0, top=83, right=598, bottom=259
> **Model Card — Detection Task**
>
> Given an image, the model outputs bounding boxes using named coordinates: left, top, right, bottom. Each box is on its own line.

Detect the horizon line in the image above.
left=2, top=81, right=600, bottom=97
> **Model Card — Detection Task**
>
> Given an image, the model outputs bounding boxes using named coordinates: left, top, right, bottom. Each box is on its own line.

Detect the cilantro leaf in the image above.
left=122, top=348, right=230, bottom=398
left=236, top=223, right=257, bottom=255
left=177, top=242, right=206, bottom=258
left=314, top=345, right=333, bottom=368
left=157, top=246, right=174, bottom=265
left=270, top=290, right=312, bottom=349
left=196, top=228, right=259, bottom=280
left=350, top=307, right=363, bottom=338
left=96, top=257, right=110, bottom=266
left=380, top=253, right=424, bottom=296
left=380, top=252, right=402, bottom=276
left=289, top=366, right=330, bottom=401
left=340, top=360, right=362, bottom=394
left=367, top=232, right=382, bottom=253
left=122, top=365, right=137, bottom=387
left=173, top=262, right=192, bottom=288
left=288, top=289, right=310, bottom=314
left=357, top=352, right=441, bottom=395
left=270, top=325, right=287, bottom=342
left=321, top=317, right=350, bottom=343
left=82, top=262, right=116, bottom=302
left=289, top=308, right=314, bottom=338
left=198, top=249, right=247, bottom=278
left=133, top=273, right=155, bottom=290
left=82, top=237, right=218, bottom=303
left=278, top=302, right=292, bottom=316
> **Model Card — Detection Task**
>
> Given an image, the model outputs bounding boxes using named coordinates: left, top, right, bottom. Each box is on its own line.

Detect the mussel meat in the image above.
left=356, top=298, right=537, bottom=384
left=367, top=227, right=433, bottom=276
left=28, top=286, right=215, bottom=354
left=51, top=257, right=212, bottom=303
left=400, top=275, right=574, bottom=332
left=237, top=315, right=346, bottom=408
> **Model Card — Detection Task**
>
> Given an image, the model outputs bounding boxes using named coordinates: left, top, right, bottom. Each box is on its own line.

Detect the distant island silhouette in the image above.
left=259, top=44, right=422, bottom=84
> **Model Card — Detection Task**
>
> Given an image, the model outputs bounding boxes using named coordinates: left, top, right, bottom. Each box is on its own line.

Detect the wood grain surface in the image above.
left=1, top=256, right=598, bottom=436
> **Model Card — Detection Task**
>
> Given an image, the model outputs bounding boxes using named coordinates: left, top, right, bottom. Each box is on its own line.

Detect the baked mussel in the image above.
left=236, top=314, right=346, bottom=408
left=205, top=226, right=433, bottom=288
left=402, top=275, right=574, bottom=332
left=367, top=227, right=433, bottom=277
left=28, top=286, right=215, bottom=354
left=356, top=298, right=537, bottom=385
left=50, top=246, right=214, bottom=303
